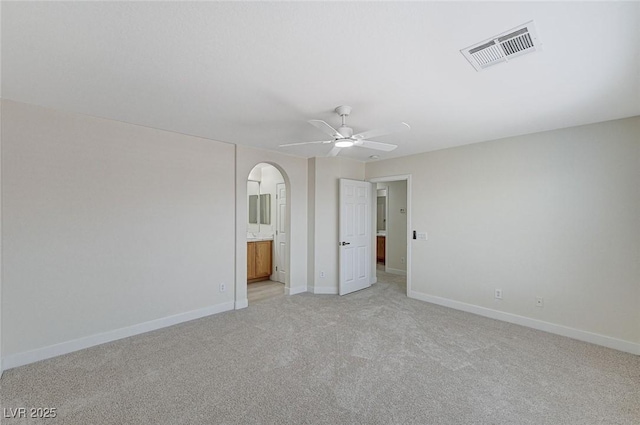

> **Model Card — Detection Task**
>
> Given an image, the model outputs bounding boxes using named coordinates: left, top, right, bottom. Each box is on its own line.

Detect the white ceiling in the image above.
left=3, top=1, right=639, bottom=161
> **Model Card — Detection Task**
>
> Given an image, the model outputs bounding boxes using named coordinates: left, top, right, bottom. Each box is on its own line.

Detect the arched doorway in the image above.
left=245, top=163, right=289, bottom=304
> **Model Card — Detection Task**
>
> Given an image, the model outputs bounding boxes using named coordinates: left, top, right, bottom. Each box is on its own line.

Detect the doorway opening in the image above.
left=376, top=186, right=388, bottom=267
left=246, top=163, right=288, bottom=304
left=369, top=175, right=411, bottom=296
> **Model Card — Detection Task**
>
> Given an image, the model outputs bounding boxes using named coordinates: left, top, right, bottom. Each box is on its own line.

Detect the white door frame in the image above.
left=368, top=174, right=412, bottom=296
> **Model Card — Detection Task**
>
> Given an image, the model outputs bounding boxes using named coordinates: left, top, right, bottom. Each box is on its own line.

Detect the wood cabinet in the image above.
left=247, top=240, right=272, bottom=283
left=376, top=236, right=386, bottom=263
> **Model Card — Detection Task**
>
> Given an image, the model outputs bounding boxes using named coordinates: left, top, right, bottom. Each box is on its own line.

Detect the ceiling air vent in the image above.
left=461, top=21, right=541, bottom=71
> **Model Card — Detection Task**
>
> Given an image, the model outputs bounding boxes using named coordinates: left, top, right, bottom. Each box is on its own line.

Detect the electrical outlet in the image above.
left=536, top=297, right=544, bottom=308
left=320, top=271, right=325, bottom=278
left=219, top=283, right=226, bottom=292
left=495, top=289, right=503, bottom=300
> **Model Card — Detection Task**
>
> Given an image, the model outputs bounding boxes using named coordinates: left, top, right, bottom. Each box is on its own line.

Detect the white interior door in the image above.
left=339, top=179, right=372, bottom=295
left=275, top=183, right=287, bottom=283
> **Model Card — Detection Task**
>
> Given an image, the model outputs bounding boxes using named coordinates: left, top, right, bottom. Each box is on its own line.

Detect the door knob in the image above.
left=340, top=241, right=351, bottom=246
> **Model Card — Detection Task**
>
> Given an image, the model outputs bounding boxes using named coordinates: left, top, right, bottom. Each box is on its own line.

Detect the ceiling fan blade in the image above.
left=308, top=120, right=344, bottom=138
left=279, top=140, right=333, bottom=147
left=327, top=146, right=342, bottom=157
left=352, top=122, right=410, bottom=140
left=355, top=140, right=398, bottom=152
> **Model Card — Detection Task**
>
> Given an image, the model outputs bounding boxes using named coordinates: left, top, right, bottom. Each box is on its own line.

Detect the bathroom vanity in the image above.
left=247, top=240, right=272, bottom=283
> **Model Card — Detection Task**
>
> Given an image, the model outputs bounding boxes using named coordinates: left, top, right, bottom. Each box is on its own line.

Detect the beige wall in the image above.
left=2, top=100, right=236, bottom=359
left=308, top=156, right=365, bottom=294
left=235, top=146, right=308, bottom=303
left=366, top=116, right=640, bottom=346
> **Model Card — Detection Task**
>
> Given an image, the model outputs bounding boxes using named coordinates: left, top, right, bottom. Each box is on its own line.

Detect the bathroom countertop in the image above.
left=247, top=237, right=274, bottom=242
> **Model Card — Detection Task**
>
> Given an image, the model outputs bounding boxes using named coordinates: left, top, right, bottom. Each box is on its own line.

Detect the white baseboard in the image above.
left=409, top=291, right=640, bottom=356
left=313, top=286, right=338, bottom=295
left=286, top=286, right=306, bottom=296
left=235, top=299, right=248, bottom=309
left=385, top=267, right=407, bottom=276
left=2, top=301, right=235, bottom=372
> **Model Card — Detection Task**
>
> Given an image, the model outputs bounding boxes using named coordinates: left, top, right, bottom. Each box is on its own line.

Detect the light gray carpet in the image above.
left=1, top=272, right=638, bottom=424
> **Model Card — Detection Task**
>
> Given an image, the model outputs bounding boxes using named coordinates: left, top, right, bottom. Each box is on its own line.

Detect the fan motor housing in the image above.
left=337, top=126, right=353, bottom=138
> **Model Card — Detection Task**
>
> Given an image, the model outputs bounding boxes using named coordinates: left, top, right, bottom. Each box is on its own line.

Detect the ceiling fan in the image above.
left=279, top=106, right=410, bottom=157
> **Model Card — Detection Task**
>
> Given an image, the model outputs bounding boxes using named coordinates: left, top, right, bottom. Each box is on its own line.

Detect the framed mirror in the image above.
left=247, top=181, right=260, bottom=225
left=248, top=195, right=258, bottom=224
left=259, top=194, right=271, bottom=224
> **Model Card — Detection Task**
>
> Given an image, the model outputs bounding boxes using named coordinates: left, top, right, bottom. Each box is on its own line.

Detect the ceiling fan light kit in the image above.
left=335, top=140, right=354, bottom=148
left=279, top=105, right=410, bottom=157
